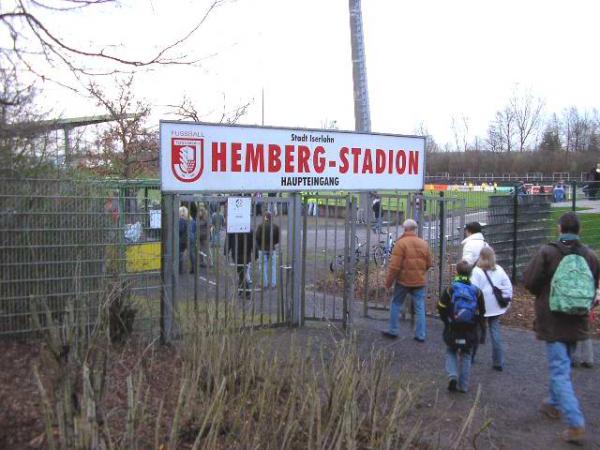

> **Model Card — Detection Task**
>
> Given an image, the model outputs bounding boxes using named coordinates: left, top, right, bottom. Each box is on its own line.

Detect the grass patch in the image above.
left=549, top=208, right=600, bottom=250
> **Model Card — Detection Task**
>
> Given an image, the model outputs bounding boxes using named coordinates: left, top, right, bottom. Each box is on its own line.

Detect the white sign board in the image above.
left=149, top=210, right=161, bottom=229
left=160, top=122, right=425, bottom=192
left=226, top=197, right=251, bottom=233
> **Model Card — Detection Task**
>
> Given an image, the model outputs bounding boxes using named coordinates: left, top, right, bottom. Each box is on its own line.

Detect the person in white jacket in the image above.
left=471, top=247, right=512, bottom=371
left=461, top=222, right=487, bottom=265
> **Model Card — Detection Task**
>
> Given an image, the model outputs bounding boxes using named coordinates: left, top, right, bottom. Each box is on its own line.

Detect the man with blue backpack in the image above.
left=524, top=212, right=599, bottom=446
left=438, top=260, right=486, bottom=393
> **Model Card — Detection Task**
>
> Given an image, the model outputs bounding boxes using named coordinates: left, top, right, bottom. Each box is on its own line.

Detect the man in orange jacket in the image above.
left=382, top=219, right=433, bottom=342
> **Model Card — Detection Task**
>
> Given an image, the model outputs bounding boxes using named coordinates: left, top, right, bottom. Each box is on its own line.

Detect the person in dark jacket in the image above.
left=438, top=260, right=486, bottom=393
left=178, top=206, right=189, bottom=274
left=190, top=206, right=209, bottom=273
left=523, top=212, right=600, bottom=445
left=226, top=229, right=254, bottom=298
left=255, top=212, right=280, bottom=288
left=372, top=193, right=382, bottom=234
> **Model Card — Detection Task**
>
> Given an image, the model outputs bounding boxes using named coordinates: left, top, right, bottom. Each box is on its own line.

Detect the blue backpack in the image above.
left=450, top=282, right=479, bottom=325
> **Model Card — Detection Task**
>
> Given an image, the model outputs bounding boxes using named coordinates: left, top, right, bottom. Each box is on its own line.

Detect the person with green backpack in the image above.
left=523, top=212, right=600, bottom=446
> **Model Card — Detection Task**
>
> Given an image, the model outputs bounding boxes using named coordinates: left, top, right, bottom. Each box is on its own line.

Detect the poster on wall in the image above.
left=160, top=121, right=425, bottom=192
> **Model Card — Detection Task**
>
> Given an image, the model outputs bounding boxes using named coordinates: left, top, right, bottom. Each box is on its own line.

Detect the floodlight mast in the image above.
left=349, top=0, right=371, bottom=133
left=349, top=0, right=371, bottom=221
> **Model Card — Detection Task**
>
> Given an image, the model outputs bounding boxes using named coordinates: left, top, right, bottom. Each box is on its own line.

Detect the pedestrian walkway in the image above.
left=552, top=199, right=600, bottom=214
left=298, top=310, right=600, bottom=449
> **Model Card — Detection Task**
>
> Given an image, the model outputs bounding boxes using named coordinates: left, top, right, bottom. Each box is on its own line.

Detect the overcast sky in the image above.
left=33, top=0, right=600, bottom=147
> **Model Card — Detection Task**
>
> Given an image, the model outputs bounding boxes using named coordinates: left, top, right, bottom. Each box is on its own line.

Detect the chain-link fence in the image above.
left=0, top=178, right=162, bottom=337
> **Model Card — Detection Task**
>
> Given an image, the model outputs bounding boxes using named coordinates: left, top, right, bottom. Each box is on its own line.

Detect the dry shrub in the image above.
left=32, top=288, right=487, bottom=449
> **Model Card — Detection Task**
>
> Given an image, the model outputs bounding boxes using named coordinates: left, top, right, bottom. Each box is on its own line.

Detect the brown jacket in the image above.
left=385, top=231, right=433, bottom=289
left=523, top=239, right=600, bottom=342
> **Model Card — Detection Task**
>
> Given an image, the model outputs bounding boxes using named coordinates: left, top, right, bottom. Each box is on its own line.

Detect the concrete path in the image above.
left=552, top=199, right=600, bottom=214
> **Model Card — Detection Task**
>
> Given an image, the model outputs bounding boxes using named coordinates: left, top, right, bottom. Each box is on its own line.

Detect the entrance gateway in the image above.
left=159, top=121, right=427, bottom=341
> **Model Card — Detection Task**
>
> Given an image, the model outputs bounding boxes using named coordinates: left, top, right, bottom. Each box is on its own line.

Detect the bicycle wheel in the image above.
left=373, top=245, right=385, bottom=266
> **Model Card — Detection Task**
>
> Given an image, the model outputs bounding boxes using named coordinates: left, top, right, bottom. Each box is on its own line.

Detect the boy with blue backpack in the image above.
left=438, top=260, right=486, bottom=393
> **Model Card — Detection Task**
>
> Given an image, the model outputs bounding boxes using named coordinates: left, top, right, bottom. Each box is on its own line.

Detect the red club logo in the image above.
left=171, top=138, right=204, bottom=182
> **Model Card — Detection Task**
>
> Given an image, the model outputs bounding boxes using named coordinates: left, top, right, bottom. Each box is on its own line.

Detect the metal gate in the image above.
left=299, top=191, right=465, bottom=327
left=359, top=192, right=466, bottom=317
left=301, top=194, right=355, bottom=328
left=161, top=193, right=303, bottom=340
left=160, top=190, right=465, bottom=338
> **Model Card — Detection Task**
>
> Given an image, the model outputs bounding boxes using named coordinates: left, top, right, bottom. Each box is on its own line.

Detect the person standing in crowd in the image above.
left=226, top=227, right=254, bottom=299
left=586, top=167, right=600, bottom=199
left=524, top=212, right=600, bottom=445
left=178, top=205, right=189, bottom=274
left=307, top=192, right=318, bottom=216
left=255, top=212, right=280, bottom=289
left=190, top=206, right=209, bottom=272
left=461, top=222, right=487, bottom=266
left=553, top=182, right=566, bottom=202
left=470, top=247, right=512, bottom=371
left=372, top=193, right=382, bottom=234
left=438, top=260, right=486, bottom=393
left=382, top=219, right=433, bottom=342
left=267, top=192, right=278, bottom=216
left=210, top=202, right=226, bottom=251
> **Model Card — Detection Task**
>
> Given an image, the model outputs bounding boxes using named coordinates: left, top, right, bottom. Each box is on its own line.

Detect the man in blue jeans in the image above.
left=382, top=219, right=432, bottom=342
left=524, top=212, right=600, bottom=445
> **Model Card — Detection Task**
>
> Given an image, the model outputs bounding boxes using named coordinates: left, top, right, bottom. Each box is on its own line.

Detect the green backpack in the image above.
left=549, top=243, right=596, bottom=315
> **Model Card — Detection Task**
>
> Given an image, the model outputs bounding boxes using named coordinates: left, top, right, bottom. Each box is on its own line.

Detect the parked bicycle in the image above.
left=329, top=235, right=366, bottom=273
left=372, top=233, right=395, bottom=267
left=329, top=233, right=396, bottom=273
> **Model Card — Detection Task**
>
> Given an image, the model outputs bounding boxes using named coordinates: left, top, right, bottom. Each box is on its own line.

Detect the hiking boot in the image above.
left=561, top=427, right=585, bottom=445
left=447, top=378, right=457, bottom=392
left=539, top=402, right=561, bottom=420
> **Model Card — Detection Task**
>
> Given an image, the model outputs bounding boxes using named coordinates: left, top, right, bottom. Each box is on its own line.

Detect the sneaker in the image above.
left=539, top=402, right=561, bottom=420
left=581, top=362, right=593, bottom=369
left=448, top=378, right=457, bottom=392
left=413, top=337, right=425, bottom=343
left=381, top=331, right=398, bottom=339
left=561, top=427, right=585, bottom=445
left=492, top=365, right=503, bottom=372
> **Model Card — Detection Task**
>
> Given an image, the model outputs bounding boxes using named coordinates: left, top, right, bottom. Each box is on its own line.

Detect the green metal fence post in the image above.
left=511, top=184, right=519, bottom=283
left=438, top=191, right=445, bottom=296
left=571, top=181, right=577, bottom=212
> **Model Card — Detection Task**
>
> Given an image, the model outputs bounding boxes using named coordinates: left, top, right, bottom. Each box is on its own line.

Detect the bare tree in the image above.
left=1, top=0, right=226, bottom=87
left=509, top=88, right=544, bottom=152
left=451, top=114, right=470, bottom=152
left=485, top=123, right=503, bottom=152
left=168, top=93, right=251, bottom=125
left=87, top=75, right=156, bottom=179
left=562, top=107, right=581, bottom=152
left=415, top=121, right=440, bottom=153
left=489, top=107, right=516, bottom=152
left=0, top=68, right=59, bottom=174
